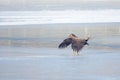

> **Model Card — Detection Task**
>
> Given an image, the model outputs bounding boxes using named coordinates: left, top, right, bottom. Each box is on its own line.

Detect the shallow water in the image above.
left=0, top=23, right=120, bottom=49
left=0, top=22, right=120, bottom=80
left=0, top=46, right=120, bottom=80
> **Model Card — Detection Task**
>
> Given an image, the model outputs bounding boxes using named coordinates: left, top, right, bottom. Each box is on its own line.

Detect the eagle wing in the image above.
left=58, top=38, right=72, bottom=48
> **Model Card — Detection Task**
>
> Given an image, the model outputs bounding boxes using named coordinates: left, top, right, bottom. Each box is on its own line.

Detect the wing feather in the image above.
left=58, top=38, right=72, bottom=48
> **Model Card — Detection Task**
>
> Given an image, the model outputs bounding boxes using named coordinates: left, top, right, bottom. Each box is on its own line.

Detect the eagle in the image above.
left=58, top=34, right=89, bottom=56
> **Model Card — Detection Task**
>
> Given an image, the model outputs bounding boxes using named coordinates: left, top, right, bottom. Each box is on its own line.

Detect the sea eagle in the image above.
left=58, top=34, right=89, bottom=56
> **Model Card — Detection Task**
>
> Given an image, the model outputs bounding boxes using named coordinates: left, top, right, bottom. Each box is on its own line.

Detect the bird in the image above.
left=58, top=34, right=89, bottom=56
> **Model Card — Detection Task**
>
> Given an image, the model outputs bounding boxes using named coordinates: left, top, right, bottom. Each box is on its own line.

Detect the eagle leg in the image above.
left=74, top=51, right=79, bottom=56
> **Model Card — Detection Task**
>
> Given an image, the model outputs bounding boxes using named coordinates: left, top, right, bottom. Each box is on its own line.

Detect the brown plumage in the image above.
left=58, top=34, right=89, bottom=56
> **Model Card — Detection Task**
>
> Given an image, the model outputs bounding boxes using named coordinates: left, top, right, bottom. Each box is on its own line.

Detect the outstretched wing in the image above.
left=58, top=38, right=72, bottom=48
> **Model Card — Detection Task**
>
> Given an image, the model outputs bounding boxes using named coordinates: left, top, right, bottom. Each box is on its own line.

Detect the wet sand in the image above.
left=0, top=46, right=120, bottom=80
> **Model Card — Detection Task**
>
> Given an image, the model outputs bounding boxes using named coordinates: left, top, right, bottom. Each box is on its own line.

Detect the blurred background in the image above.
left=0, top=0, right=120, bottom=80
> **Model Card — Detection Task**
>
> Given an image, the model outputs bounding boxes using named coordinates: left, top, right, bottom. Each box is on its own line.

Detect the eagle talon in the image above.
left=74, top=51, right=78, bottom=56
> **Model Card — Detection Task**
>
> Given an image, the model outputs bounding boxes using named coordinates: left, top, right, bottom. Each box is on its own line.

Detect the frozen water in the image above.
left=0, top=10, right=120, bottom=25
